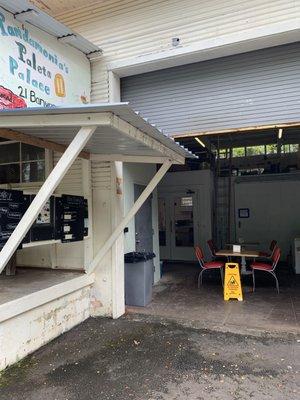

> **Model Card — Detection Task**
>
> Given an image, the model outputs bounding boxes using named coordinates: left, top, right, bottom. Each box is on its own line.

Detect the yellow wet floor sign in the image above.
left=224, top=262, right=243, bottom=301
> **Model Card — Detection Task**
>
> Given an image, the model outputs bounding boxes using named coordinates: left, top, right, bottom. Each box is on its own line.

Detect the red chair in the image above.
left=259, top=240, right=277, bottom=258
left=195, top=246, right=224, bottom=287
left=251, top=247, right=281, bottom=293
left=207, top=239, right=218, bottom=258
left=207, top=239, right=227, bottom=262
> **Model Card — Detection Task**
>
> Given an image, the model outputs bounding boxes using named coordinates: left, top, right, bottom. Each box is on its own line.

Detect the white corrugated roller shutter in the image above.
left=121, top=43, right=300, bottom=135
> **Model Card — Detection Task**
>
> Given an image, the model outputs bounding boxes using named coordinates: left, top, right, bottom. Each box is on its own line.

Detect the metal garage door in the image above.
left=121, top=43, right=300, bottom=136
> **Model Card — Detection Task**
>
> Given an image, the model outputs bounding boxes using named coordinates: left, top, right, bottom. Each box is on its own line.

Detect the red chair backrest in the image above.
left=272, top=247, right=280, bottom=270
left=207, top=239, right=216, bottom=257
left=270, top=240, right=277, bottom=252
left=195, top=246, right=205, bottom=267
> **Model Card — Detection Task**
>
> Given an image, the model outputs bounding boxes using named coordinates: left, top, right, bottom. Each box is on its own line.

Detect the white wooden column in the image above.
left=82, top=158, right=94, bottom=268
left=110, top=161, right=124, bottom=318
left=0, top=125, right=96, bottom=274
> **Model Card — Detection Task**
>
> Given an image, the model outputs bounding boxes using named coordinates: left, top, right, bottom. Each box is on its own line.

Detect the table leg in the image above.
left=240, top=256, right=252, bottom=275
left=241, top=256, right=247, bottom=275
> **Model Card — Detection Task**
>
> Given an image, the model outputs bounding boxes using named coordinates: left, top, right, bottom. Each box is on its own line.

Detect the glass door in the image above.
left=171, top=193, right=197, bottom=260
left=159, top=192, right=198, bottom=261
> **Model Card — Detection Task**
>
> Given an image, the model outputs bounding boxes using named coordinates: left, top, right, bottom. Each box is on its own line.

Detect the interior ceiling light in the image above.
left=195, top=137, right=206, bottom=148
left=278, top=128, right=283, bottom=139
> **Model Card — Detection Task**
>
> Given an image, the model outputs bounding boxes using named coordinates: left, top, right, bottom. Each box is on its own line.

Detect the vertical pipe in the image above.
left=227, top=147, right=232, bottom=243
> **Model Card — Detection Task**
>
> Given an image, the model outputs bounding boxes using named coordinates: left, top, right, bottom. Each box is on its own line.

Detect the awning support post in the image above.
left=87, top=159, right=173, bottom=274
left=0, top=125, right=96, bottom=274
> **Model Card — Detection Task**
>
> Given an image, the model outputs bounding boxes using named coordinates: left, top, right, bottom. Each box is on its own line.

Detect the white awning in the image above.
left=0, top=103, right=195, bottom=163
left=0, top=103, right=195, bottom=275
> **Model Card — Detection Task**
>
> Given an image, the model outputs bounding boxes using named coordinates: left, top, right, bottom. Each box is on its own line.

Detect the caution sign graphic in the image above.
left=224, top=263, right=243, bottom=301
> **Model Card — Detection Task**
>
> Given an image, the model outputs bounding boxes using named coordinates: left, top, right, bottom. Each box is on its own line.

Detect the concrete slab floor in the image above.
left=0, top=315, right=299, bottom=400
left=127, top=263, right=300, bottom=335
left=0, top=268, right=83, bottom=305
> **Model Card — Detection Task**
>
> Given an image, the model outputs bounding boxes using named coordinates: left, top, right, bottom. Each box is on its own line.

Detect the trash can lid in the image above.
left=124, top=251, right=156, bottom=263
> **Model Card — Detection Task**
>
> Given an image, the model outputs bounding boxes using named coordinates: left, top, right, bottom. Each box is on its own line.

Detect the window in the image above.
left=218, top=149, right=228, bottom=159
left=232, top=147, right=245, bottom=158
left=181, top=196, right=193, bottom=207
left=0, top=142, right=45, bottom=184
left=282, top=144, right=299, bottom=154
left=245, top=145, right=265, bottom=156
left=217, top=143, right=299, bottom=160
left=266, top=144, right=277, bottom=154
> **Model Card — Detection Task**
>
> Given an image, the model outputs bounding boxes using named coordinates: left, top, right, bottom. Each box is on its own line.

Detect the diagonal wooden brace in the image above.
left=87, top=159, right=173, bottom=274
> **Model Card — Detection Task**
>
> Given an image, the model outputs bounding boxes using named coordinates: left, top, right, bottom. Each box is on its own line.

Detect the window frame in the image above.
left=217, top=143, right=299, bottom=159
left=0, top=141, right=47, bottom=186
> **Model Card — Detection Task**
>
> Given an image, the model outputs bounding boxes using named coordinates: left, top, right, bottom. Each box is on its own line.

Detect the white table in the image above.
left=215, top=249, right=260, bottom=275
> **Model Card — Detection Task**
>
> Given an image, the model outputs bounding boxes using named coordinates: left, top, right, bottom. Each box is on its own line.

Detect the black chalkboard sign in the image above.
left=54, top=197, right=63, bottom=241
left=0, top=189, right=29, bottom=249
left=84, top=198, right=89, bottom=237
left=30, top=195, right=55, bottom=242
left=61, top=195, right=85, bottom=243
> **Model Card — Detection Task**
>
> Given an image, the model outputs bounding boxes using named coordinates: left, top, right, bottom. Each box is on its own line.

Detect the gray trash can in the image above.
left=125, top=252, right=155, bottom=307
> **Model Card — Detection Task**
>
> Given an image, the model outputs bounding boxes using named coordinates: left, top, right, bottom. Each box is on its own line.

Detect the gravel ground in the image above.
left=0, top=315, right=299, bottom=400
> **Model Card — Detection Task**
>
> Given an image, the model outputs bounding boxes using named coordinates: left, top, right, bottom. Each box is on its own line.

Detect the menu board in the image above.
left=30, top=195, right=55, bottom=242
left=0, top=190, right=87, bottom=247
left=84, top=198, right=89, bottom=237
left=0, top=189, right=29, bottom=249
left=54, top=197, right=63, bottom=240
left=61, top=195, right=85, bottom=243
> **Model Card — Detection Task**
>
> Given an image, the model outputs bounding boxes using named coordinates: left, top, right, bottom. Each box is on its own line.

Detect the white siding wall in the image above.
left=53, top=0, right=299, bottom=102
left=53, top=153, right=84, bottom=196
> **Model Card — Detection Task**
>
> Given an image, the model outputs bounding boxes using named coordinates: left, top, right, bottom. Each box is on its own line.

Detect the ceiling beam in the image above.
left=110, top=114, right=186, bottom=164
left=91, top=154, right=180, bottom=164
left=0, top=128, right=90, bottom=159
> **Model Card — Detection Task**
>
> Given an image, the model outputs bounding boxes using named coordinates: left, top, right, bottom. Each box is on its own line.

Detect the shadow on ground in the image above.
left=0, top=315, right=299, bottom=400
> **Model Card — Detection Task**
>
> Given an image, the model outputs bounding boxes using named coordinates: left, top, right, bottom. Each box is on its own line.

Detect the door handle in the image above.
left=170, top=220, right=173, bottom=233
left=238, top=221, right=241, bottom=229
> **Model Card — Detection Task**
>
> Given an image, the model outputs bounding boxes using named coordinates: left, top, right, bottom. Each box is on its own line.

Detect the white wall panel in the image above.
left=53, top=152, right=84, bottom=196
left=91, top=161, right=111, bottom=189
left=235, top=174, right=300, bottom=259
left=53, top=0, right=299, bottom=102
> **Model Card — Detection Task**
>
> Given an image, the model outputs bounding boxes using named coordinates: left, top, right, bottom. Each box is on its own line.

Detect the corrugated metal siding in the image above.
left=53, top=153, right=84, bottom=195
left=54, top=0, right=299, bottom=102
left=121, top=43, right=300, bottom=134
